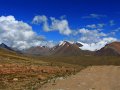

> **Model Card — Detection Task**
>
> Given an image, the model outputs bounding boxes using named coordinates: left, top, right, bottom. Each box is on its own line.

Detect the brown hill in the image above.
left=23, top=46, right=51, bottom=56
left=0, top=43, right=14, bottom=51
left=96, top=42, right=120, bottom=56
left=51, top=41, right=91, bottom=56
left=23, top=41, right=94, bottom=56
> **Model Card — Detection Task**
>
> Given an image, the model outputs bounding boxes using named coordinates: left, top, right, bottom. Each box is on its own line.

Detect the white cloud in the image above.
left=32, top=15, right=72, bottom=35
left=97, top=23, right=105, bottom=28
left=32, top=15, right=50, bottom=31
left=79, top=37, right=117, bottom=51
left=82, top=14, right=107, bottom=19
left=37, top=40, right=56, bottom=48
left=32, top=15, right=47, bottom=24
left=86, top=24, right=97, bottom=29
left=32, top=15, right=118, bottom=51
left=0, top=15, right=47, bottom=50
left=78, top=28, right=107, bottom=43
left=86, top=23, right=105, bottom=29
left=0, top=15, right=117, bottom=52
left=74, top=28, right=118, bottom=51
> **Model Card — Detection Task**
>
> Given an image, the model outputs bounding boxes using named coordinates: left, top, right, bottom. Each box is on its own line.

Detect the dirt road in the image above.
left=40, top=66, right=120, bottom=90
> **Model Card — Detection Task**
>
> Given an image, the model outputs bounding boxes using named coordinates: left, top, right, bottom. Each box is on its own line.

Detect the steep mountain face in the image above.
left=23, top=41, right=93, bottom=56
left=96, top=42, right=120, bottom=56
left=75, top=42, right=83, bottom=47
left=23, top=46, right=51, bottom=56
left=0, top=41, right=120, bottom=56
left=51, top=41, right=88, bottom=56
left=0, top=43, right=13, bottom=51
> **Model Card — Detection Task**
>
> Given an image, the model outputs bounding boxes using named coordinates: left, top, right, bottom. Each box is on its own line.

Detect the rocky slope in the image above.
left=23, top=46, right=51, bottom=56
left=96, top=42, right=120, bottom=56
left=0, top=43, right=14, bottom=51
left=51, top=41, right=92, bottom=56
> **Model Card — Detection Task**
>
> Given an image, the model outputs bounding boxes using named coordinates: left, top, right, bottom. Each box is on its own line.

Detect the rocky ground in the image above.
left=0, top=64, right=79, bottom=90
left=41, top=66, right=120, bottom=90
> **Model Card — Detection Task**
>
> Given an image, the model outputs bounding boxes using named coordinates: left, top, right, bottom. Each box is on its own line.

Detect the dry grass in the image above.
left=0, top=49, right=83, bottom=90
left=1, top=48, right=120, bottom=90
left=38, top=56, right=120, bottom=66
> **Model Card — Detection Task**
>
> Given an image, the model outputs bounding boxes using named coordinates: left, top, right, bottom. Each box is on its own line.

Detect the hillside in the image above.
left=0, top=43, right=14, bottom=51
left=23, top=46, right=51, bottom=56
left=96, top=42, right=120, bottom=56
left=0, top=44, right=81, bottom=90
left=51, top=41, right=92, bottom=56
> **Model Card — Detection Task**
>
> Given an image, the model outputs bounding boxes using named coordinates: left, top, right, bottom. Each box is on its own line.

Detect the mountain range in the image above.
left=0, top=43, right=14, bottom=51
left=1, top=41, right=120, bottom=56
left=95, top=42, right=120, bottom=56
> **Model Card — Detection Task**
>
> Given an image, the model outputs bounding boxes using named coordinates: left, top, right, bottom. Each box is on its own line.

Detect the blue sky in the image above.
left=0, top=0, right=120, bottom=50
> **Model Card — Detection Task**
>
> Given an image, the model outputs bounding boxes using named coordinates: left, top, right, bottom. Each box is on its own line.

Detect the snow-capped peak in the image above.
left=59, top=41, right=67, bottom=46
left=59, top=41, right=75, bottom=46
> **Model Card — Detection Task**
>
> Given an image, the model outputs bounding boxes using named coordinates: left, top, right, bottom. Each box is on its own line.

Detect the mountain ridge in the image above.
left=96, top=41, right=120, bottom=56
left=1, top=41, right=120, bottom=56
left=0, top=43, right=14, bottom=51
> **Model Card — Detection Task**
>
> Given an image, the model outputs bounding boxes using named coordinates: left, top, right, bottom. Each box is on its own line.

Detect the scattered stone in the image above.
left=37, top=75, right=47, bottom=80
left=13, top=78, right=18, bottom=81
left=40, top=81, right=47, bottom=85
left=41, top=69, right=48, bottom=73
left=0, top=65, right=3, bottom=67
left=58, top=77, right=64, bottom=80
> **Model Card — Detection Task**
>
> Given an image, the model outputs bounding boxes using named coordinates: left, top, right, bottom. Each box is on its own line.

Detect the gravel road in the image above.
left=40, top=66, right=120, bottom=90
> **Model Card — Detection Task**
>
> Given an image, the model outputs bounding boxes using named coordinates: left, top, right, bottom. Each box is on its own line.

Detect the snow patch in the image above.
left=77, top=37, right=117, bottom=51
left=59, top=41, right=66, bottom=46
left=67, top=41, right=74, bottom=44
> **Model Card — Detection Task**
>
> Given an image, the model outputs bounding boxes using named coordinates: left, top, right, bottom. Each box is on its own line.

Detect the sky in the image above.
left=0, top=0, right=120, bottom=51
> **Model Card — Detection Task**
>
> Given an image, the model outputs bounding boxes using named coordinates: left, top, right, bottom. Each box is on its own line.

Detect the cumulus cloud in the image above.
left=97, top=23, right=106, bottom=28
left=74, top=28, right=118, bottom=51
left=0, top=15, right=46, bottom=50
left=32, top=15, right=118, bottom=51
left=0, top=15, right=117, bottom=51
left=46, top=40, right=56, bottom=48
left=32, top=15, right=72, bottom=35
left=86, top=23, right=105, bottom=29
left=78, top=28, right=107, bottom=43
left=82, top=14, right=107, bottom=19
left=79, top=37, right=117, bottom=51
left=86, top=24, right=97, bottom=29
left=32, top=15, right=47, bottom=24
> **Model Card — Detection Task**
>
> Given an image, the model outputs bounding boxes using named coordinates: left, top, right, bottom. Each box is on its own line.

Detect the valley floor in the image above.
left=41, top=66, right=120, bottom=90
